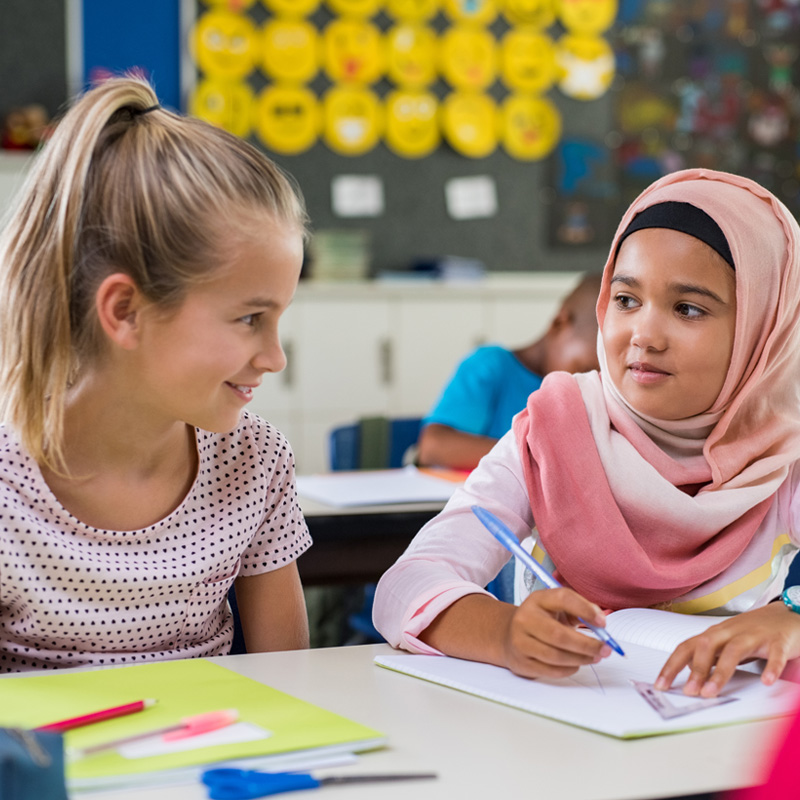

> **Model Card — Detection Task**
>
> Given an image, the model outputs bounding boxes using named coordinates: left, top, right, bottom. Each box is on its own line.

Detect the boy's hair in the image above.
left=0, top=76, right=308, bottom=472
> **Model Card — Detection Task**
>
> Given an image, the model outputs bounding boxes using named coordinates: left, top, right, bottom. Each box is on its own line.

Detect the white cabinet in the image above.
left=252, top=274, right=581, bottom=473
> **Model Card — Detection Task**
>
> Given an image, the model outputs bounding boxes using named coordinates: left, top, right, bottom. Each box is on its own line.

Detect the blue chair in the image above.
left=329, top=416, right=423, bottom=471
left=228, top=585, right=247, bottom=655
left=328, top=416, right=423, bottom=644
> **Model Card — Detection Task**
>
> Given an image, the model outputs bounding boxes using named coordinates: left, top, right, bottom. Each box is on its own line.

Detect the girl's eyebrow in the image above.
left=241, top=297, right=279, bottom=309
left=610, top=274, right=728, bottom=305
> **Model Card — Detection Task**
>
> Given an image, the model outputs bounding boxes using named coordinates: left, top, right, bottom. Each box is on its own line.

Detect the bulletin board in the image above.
left=181, top=0, right=619, bottom=276
left=176, top=0, right=800, bottom=276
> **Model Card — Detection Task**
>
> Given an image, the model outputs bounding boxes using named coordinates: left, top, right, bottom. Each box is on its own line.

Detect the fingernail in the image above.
left=654, top=677, right=667, bottom=690
left=599, top=644, right=612, bottom=658
left=684, top=680, right=701, bottom=696
left=700, top=682, right=718, bottom=698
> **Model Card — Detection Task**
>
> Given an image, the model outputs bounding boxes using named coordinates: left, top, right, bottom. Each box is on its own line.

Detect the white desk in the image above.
left=83, top=644, right=781, bottom=800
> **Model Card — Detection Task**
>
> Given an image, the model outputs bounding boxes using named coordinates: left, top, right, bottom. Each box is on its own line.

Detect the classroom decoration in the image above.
left=322, top=85, right=383, bottom=155
left=386, top=24, right=438, bottom=88
left=186, top=0, right=619, bottom=161
left=255, top=84, right=320, bottom=154
left=384, top=89, right=440, bottom=157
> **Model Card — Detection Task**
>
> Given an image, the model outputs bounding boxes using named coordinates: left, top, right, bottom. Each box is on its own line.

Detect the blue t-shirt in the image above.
left=423, top=345, right=543, bottom=440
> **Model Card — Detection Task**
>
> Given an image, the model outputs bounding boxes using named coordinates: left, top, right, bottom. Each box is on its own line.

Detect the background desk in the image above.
left=85, top=644, right=783, bottom=800
left=295, top=495, right=444, bottom=586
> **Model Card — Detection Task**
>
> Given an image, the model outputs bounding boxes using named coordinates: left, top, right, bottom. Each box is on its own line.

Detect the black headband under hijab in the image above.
left=616, top=201, right=735, bottom=270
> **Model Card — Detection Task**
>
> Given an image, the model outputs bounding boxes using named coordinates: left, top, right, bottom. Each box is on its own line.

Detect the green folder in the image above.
left=0, top=659, right=385, bottom=790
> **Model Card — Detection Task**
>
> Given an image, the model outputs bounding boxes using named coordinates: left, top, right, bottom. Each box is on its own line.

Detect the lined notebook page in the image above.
left=604, top=608, right=724, bottom=653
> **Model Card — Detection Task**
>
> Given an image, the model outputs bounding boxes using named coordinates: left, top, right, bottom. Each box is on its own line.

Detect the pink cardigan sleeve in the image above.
left=372, top=432, right=535, bottom=653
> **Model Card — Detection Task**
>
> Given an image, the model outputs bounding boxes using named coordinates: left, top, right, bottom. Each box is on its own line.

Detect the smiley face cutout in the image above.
left=556, top=0, right=617, bottom=35
left=442, top=91, right=497, bottom=157
left=255, top=84, right=320, bottom=155
left=323, top=19, right=385, bottom=84
left=556, top=34, right=616, bottom=100
left=387, top=25, right=438, bottom=88
left=192, top=10, right=260, bottom=80
left=440, top=26, right=497, bottom=91
left=385, top=90, right=440, bottom=157
left=500, top=94, right=561, bottom=159
left=263, top=0, right=320, bottom=15
left=189, top=79, right=254, bottom=138
left=262, top=18, right=319, bottom=83
left=386, top=0, right=441, bottom=22
left=501, top=28, right=557, bottom=93
left=443, top=0, right=498, bottom=24
left=327, top=0, right=383, bottom=16
left=502, top=0, right=556, bottom=27
left=323, top=86, right=383, bottom=155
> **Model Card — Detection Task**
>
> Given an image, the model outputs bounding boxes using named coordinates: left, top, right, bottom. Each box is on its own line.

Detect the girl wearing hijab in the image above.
left=373, top=168, right=800, bottom=699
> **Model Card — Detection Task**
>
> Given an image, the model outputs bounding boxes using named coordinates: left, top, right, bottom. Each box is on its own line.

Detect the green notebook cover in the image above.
left=0, top=658, right=384, bottom=783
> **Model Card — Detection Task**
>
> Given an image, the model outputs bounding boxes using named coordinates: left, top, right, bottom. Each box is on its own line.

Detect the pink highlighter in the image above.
left=75, top=709, right=239, bottom=757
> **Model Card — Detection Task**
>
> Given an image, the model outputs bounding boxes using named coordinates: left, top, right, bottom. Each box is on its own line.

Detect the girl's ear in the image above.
left=95, top=273, right=146, bottom=350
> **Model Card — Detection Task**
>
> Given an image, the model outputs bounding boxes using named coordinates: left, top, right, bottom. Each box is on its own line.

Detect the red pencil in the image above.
left=35, top=698, right=157, bottom=733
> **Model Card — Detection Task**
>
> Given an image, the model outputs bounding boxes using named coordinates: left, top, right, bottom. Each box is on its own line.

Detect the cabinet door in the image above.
left=389, top=297, right=486, bottom=416
left=295, top=298, right=392, bottom=416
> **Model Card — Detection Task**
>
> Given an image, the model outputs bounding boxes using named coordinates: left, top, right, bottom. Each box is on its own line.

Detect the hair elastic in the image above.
left=133, top=104, right=161, bottom=116
left=616, top=201, right=735, bottom=269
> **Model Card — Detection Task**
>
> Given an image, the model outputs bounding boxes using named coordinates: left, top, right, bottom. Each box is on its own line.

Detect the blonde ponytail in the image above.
left=0, top=76, right=307, bottom=472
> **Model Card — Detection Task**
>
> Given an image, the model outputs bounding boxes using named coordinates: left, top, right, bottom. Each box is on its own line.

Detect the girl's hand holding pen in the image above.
left=502, top=588, right=612, bottom=680
left=655, top=602, right=800, bottom=698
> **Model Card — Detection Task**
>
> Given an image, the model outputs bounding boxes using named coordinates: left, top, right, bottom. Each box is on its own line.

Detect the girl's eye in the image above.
left=613, top=293, right=639, bottom=310
left=676, top=303, right=706, bottom=319
left=239, top=313, right=262, bottom=327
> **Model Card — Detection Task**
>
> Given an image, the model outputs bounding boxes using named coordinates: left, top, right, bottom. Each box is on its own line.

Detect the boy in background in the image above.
left=417, top=272, right=603, bottom=471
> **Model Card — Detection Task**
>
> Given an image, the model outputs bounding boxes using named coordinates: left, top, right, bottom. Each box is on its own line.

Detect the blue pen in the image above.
left=471, top=505, right=625, bottom=657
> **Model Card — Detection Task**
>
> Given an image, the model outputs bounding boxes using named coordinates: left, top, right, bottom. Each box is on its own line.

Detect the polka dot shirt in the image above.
left=0, top=411, right=311, bottom=673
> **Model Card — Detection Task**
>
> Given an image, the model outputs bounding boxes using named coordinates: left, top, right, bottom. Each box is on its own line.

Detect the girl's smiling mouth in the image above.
left=628, top=361, right=671, bottom=384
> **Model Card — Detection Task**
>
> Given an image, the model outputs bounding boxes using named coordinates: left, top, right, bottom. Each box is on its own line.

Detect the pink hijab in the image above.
left=513, top=169, right=800, bottom=609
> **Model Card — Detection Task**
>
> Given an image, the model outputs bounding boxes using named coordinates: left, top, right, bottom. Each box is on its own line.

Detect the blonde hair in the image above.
left=0, top=76, right=307, bottom=472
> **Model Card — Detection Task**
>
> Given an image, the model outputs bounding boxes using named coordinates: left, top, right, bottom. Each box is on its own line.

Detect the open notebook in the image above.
left=375, top=608, right=800, bottom=739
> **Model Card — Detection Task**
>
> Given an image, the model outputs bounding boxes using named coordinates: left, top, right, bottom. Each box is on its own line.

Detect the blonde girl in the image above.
left=375, top=168, right=800, bottom=698
left=0, top=77, right=311, bottom=672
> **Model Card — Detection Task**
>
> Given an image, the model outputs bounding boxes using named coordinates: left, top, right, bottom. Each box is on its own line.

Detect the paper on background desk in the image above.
left=296, top=465, right=461, bottom=507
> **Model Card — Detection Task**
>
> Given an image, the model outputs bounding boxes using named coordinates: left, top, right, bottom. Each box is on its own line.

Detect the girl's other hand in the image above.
left=655, top=603, right=800, bottom=697
left=502, top=587, right=612, bottom=679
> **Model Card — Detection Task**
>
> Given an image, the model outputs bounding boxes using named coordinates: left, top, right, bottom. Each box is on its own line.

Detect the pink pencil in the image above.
left=35, top=698, right=157, bottom=733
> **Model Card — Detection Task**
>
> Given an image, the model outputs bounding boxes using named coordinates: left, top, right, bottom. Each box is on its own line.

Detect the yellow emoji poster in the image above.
left=323, top=18, right=385, bottom=84
left=189, top=79, right=254, bottom=138
left=203, top=0, right=257, bottom=9
left=442, top=91, right=497, bottom=157
left=443, top=0, right=498, bottom=25
left=323, top=86, right=383, bottom=155
left=255, top=84, right=320, bottom=154
left=501, top=0, right=556, bottom=27
left=500, top=28, right=557, bottom=93
left=263, top=0, right=321, bottom=16
left=440, top=26, right=497, bottom=90
left=499, top=94, right=561, bottom=159
left=385, top=89, right=440, bottom=157
left=556, top=0, right=617, bottom=35
left=262, top=18, right=319, bottom=83
left=191, top=10, right=260, bottom=80
left=386, top=25, right=438, bottom=88
left=556, top=33, right=615, bottom=99
left=327, top=0, right=384, bottom=16
left=386, top=0, right=440, bottom=21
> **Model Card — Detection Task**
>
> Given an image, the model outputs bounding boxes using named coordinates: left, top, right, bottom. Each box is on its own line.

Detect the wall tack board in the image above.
left=182, top=0, right=617, bottom=277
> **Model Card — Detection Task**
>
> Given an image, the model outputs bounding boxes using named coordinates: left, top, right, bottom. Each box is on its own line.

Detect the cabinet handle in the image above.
left=379, top=338, right=393, bottom=385
left=282, top=339, right=294, bottom=388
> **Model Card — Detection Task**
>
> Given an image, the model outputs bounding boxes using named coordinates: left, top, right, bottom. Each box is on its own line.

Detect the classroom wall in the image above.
left=0, top=0, right=610, bottom=275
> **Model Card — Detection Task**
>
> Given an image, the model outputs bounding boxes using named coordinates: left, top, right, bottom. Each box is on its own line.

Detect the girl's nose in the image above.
left=253, top=333, right=287, bottom=374
left=630, top=309, right=667, bottom=351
